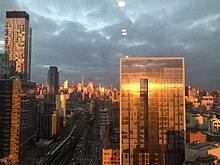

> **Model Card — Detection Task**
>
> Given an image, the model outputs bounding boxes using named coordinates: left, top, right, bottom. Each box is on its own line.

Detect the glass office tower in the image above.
left=47, top=66, right=59, bottom=95
left=120, top=57, right=185, bottom=165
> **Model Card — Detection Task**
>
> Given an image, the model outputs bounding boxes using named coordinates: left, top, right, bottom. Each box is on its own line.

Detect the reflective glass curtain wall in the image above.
left=120, top=57, right=185, bottom=165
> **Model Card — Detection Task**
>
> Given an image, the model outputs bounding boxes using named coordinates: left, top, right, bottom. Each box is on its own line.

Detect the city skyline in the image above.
left=0, top=0, right=220, bottom=90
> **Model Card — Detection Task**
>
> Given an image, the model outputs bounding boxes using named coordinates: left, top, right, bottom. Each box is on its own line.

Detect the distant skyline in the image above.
left=0, top=0, right=220, bottom=90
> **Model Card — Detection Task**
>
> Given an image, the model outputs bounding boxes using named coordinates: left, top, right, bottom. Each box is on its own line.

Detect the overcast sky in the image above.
left=0, top=0, right=220, bottom=90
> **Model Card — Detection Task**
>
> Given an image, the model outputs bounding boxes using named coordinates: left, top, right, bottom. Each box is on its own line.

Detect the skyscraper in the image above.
left=82, top=71, right=84, bottom=88
left=63, top=80, right=68, bottom=90
left=120, top=57, right=185, bottom=165
left=47, top=66, right=59, bottom=95
left=60, top=91, right=67, bottom=127
left=4, top=11, right=32, bottom=81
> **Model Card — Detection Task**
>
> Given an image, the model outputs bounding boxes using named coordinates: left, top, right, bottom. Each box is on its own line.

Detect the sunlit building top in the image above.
left=5, top=11, right=32, bottom=81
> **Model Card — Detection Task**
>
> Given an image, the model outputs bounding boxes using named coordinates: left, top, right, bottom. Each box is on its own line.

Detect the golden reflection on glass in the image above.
left=120, top=57, right=185, bottom=165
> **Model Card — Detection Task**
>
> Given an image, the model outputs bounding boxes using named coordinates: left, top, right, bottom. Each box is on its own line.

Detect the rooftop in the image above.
left=187, top=142, right=220, bottom=150
left=6, top=11, right=29, bottom=20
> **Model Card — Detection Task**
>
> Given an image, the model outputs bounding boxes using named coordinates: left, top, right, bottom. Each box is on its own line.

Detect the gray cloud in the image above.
left=0, top=0, right=220, bottom=90
left=0, top=0, right=21, bottom=52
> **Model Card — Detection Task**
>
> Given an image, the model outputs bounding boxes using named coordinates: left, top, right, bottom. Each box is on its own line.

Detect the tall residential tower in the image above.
left=4, top=11, right=32, bottom=81
left=120, top=57, right=185, bottom=165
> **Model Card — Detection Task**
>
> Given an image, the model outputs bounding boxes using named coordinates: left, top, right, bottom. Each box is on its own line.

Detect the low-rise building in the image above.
left=186, top=131, right=207, bottom=144
left=186, top=96, right=200, bottom=109
left=208, top=115, right=220, bottom=133
left=184, top=142, right=220, bottom=164
left=201, top=96, right=214, bottom=106
left=187, top=112, right=204, bottom=129
left=102, top=149, right=120, bottom=165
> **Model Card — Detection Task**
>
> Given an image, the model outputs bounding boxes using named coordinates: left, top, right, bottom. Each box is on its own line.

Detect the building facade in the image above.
left=208, top=115, right=220, bottom=133
left=120, top=57, right=185, bottom=165
left=0, top=53, right=16, bottom=79
left=0, top=80, right=21, bottom=164
left=36, top=103, right=57, bottom=139
left=102, top=122, right=120, bottom=165
left=102, top=149, right=120, bottom=165
left=186, top=131, right=207, bottom=144
left=0, top=80, right=36, bottom=164
left=19, top=81, right=36, bottom=162
left=5, top=11, right=32, bottom=81
left=100, top=108, right=111, bottom=140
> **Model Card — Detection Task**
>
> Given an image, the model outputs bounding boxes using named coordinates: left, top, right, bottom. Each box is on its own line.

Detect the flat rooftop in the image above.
left=187, top=142, right=220, bottom=150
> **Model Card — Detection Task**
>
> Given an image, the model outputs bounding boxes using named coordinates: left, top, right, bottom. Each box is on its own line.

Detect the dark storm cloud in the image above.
left=0, top=0, right=220, bottom=90
left=30, top=16, right=120, bottom=85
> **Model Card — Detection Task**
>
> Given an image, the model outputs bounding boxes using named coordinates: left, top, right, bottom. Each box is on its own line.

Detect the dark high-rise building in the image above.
left=47, top=66, right=59, bottom=95
left=37, top=103, right=56, bottom=139
left=4, top=11, right=32, bottom=81
left=19, top=81, right=36, bottom=163
left=120, top=57, right=185, bottom=165
left=0, top=80, right=36, bottom=164
left=0, top=80, right=21, bottom=164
